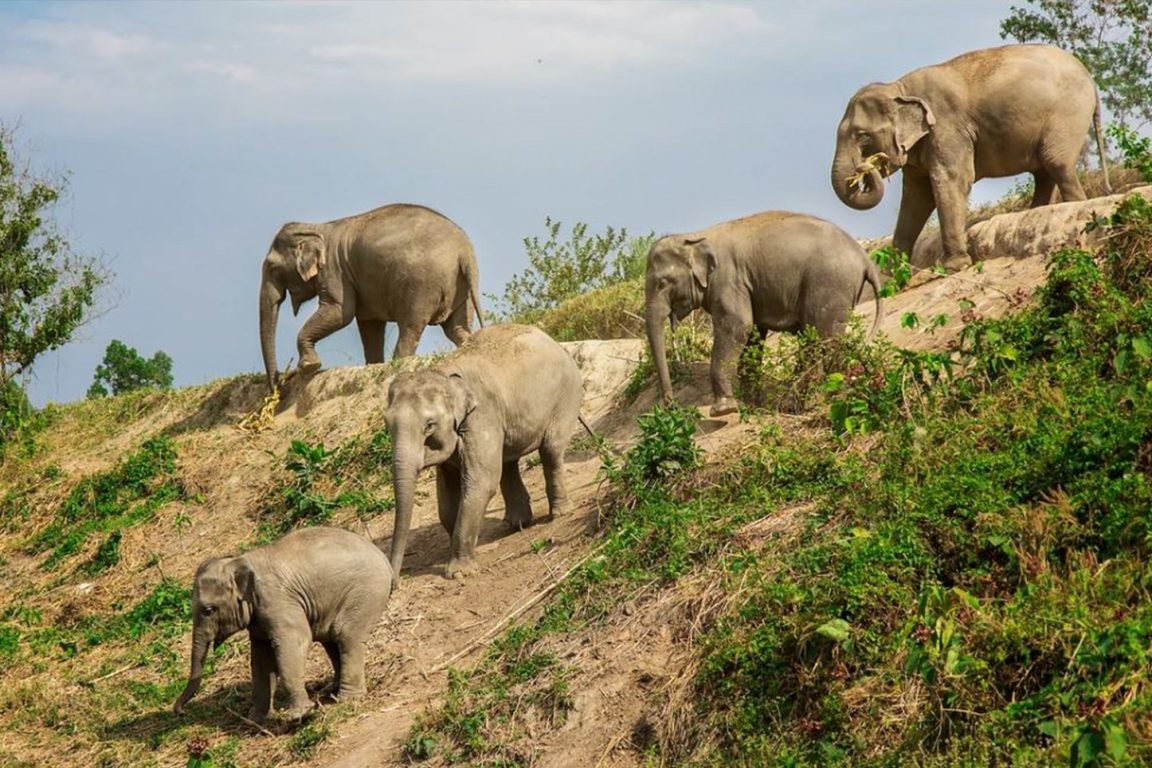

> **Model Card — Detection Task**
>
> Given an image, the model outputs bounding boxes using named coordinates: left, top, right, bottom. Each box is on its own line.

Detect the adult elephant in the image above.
left=831, top=44, right=1109, bottom=265
left=259, top=203, right=484, bottom=391
left=645, top=211, right=882, bottom=417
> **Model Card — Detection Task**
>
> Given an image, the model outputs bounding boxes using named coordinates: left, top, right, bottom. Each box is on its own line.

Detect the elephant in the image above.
left=645, top=210, right=882, bottom=417
left=259, top=203, right=484, bottom=391
left=385, top=324, right=583, bottom=579
left=172, top=526, right=393, bottom=723
left=831, top=44, right=1110, bottom=266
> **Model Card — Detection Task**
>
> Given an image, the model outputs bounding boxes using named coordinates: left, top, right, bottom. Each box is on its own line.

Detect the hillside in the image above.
left=0, top=186, right=1150, bottom=768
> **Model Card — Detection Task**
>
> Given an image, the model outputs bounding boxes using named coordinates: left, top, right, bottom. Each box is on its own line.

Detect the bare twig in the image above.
left=224, top=706, right=277, bottom=737
left=85, top=663, right=137, bottom=686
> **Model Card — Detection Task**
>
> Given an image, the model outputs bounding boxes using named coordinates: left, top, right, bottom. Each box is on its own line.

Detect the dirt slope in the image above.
left=1, top=186, right=1146, bottom=767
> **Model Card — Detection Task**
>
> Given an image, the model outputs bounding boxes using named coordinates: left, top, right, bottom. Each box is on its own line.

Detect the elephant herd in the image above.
left=175, top=44, right=1108, bottom=724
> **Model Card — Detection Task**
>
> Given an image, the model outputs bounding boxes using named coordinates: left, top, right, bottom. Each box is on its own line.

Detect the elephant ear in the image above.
left=893, top=95, right=936, bottom=155
left=684, top=237, right=716, bottom=291
left=231, top=559, right=258, bottom=626
left=448, top=373, right=477, bottom=434
left=291, top=228, right=326, bottom=282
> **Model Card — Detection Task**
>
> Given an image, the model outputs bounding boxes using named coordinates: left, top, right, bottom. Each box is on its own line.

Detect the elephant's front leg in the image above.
left=709, top=305, right=753, bottom=417
left=269, top=618, right=315, bottom=720
left=893, top=171, right=936, bottom=264
left=445, top=473, right=498, bottom=579
left=356, top=318, right=386, bottom=365
left=248, top=636, right=278, bottom=724
left=500, top=459, right=534, bottom=530
left=436, top=463, right=462, bottom=534
left=298, top=302, right=354, bottom=373
left=929, top=157, right=976, bottom=265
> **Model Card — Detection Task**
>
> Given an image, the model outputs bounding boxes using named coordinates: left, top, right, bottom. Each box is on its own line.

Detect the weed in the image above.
left=288, top=718, right=332, bottom=759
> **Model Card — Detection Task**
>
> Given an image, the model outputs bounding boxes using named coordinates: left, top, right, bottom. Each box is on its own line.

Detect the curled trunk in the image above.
left=259, top=278, right=286, bottom=392
left=645, top=298, right=674, bottom=402
left=173, top=631, right=211, bottom=714
left=389, top=448, right=420, bottom=577
left=831, top=145, right=885, bottom=211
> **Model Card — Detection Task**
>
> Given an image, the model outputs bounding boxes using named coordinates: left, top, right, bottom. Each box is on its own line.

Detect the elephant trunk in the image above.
left=259, top=276, right=286, bottom=392
left=645, top=296, right=674, bottom=403
left=173, top=628, right=212, bottom=715
left=831, top=143, right=886, bottom=211
left=389, top=440, right=421, bottom=577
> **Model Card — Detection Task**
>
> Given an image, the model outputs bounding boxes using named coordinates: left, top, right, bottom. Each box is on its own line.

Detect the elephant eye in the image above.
left=201, top=605, right=217, bottom=616
left=856, top=130, right=871, bottom=141
left=424, top=419, right=436, bottom=435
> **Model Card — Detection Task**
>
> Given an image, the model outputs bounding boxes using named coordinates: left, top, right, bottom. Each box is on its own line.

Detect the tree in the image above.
left=87, top=340, right=173, bottom=398
left=489, top=217, right=655, bottom=321
left=1000, top=0, right=1152, bottom=128
left=0, top=125, right=107, bottom=435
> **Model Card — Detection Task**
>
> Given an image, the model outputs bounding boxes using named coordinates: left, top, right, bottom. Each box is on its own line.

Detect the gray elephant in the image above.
left=259, top=203, right=484, bottom=391
left=385, top=324, right=583, bottom=579
left=645, top=210, right=882, bottom=417
left=831, top=44, right=1109, bottom=265
left=172, top=527, right=393, bottom=723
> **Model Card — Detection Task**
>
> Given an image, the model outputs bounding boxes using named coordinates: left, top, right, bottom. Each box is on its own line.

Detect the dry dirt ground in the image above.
left=1, top=186, right=1147, bottom=767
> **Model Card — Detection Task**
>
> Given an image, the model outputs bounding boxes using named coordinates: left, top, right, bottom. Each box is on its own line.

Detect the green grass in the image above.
left=404, top=194, right=1152, bottom=767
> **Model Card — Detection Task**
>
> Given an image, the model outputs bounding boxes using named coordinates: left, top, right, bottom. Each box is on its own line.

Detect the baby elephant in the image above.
left=172, top=526, right=393, bottom=723
left=645, top=210, right=882, bottom=417
left=386, top=324, right=583, bottom=579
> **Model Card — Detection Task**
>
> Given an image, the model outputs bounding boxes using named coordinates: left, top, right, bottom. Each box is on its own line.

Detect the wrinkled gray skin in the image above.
left=260, top=203, right=484, bottom=391
left=385, top=325, right=583, bottom=580
left=172, top=527, right=393, bottom=723
left=645, top=211, right=882, bottom=417
left=832, top=44, right=1109, bottom=265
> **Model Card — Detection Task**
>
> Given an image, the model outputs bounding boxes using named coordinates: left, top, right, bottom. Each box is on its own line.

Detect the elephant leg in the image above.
left=270, top=619, right=314, bottom=720
left=392, top=323, right=424, bottom=359
left=298, top=302, right=353, bottom=373
left=248, top=637, right=278, bottom=723
left=441, top=300, right=474, bottom=348
left=319, top=640, right=341, bottom=700
left=709, top=304, right=754, bottom=417
left=356, top=318, right=386, bottom=365
left=929, top=160, right=975, bottom=265
left=1049, top=161, right=1086, bottom=203
left=437, top=463, right=462, bottom=534
left=334, top=638, right=368, bottom=700
left=1030, top=170, right=1058, bottom=208
left=445, top=479, right=498, bottom=579
left=539, top=441, right=570, bottom=519
left=500, top=459, right=534, bottom=530
left=893, top=171, right=936, bottom=263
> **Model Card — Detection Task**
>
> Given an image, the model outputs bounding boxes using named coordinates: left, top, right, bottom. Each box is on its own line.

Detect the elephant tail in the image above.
left=463, top=252, right=485, bottom=329
left=860, top=258, right=884, bottom=343
left=1093, top=89, right=1112, bottom=195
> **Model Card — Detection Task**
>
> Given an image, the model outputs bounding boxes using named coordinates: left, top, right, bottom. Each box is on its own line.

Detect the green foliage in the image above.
left=535, top=279, right=645, bottom=341
left=1000, top=0, right=1152, bottom=128
left=25, top=436, right=184, bottom=571
left=259, top=431, right=394, bottom=539
left=604, top=403, right=701, bottom=493
left=0, top=126, right=107, bottom=448
left=870, top=245, right=911, bottom=296
left=1108, top=123, right=1152, bottom=182
left=87, top=339, right=173, bottom=398
left=288, top=718, right=332, bottom=758
left=489, top=217, right=654, bottom=322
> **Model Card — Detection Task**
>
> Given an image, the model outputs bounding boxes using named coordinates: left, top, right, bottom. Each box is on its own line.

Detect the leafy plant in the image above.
left=1107, top=122, right=1152, bottom=182
left=870, top=245, right=911, bottom=296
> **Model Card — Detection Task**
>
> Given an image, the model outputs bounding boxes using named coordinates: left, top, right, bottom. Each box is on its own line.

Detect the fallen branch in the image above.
left=224, top=706, right=277, bottom=737
left=85, top=662, right=137, bottom=686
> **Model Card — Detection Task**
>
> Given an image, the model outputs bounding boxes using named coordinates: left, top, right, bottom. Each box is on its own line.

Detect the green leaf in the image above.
left=1105, top=722, right=1128, bottom=760
left=901, top=312, right=920, bottom=329
left=1132, top=336, right=1152, bottom=361
left=816, top=618, right=851, bottom=643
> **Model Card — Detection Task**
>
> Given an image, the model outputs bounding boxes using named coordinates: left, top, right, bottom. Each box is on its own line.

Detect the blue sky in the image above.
left=1, top=1, right=1016, bottom=405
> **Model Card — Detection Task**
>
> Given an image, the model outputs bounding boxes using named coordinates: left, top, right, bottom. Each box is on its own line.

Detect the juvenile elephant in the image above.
left=385, top=324, right=583, bottom=579
left=172, top=527, right=393, bottom=723
left=831, top=44, right=1109, bottom=265
left=645, top=210, right=882, bottom=417
left=259, top=203, right=484, bottom=391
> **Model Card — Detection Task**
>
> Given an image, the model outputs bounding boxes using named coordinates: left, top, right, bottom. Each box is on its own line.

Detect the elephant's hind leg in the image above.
left=1030, top=170, right=1058, bottom=207
left=441, top=301, right=474, bottom=348
left=318, top=640, right=342, bottom=700
left=539, top=441, right=570, bottom=520
left=392, top=324, right=424, bottom=359
left=333, top=637, right=368, bottom=700
left=500, top=460, right=534, bottom=530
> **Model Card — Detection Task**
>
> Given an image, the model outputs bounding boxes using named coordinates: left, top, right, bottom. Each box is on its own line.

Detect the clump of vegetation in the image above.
left=403, top=193, right=1152, bottom=766
left=87, top=339, right=174, bottom=398
left=22, top=435, right=185, bottom=573
left=534, top=279, right=645, bottom=341
left=258, top=429, right=394, bottom=538
left=488, top=217, right=654, bottom=324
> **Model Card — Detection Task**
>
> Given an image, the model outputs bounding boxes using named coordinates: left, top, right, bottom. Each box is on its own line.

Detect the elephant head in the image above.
left=259, top=223, right=326, bottom=391
left=173, top=556, right=256, bottom=715
left=831, top=83, right=936, bottom=210
left=384, top=370, right=475, bottom=576
left=644, top=235, right=713, bottom=401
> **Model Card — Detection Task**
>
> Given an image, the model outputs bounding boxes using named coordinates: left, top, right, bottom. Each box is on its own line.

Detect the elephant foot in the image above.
left=298, top=349, right=322, bottom=374
left=285, top=701, right=317, bottom=721
left=709, top=397, right=740, bottom=417
left=245, top=707, right=270, bottom=725
left=444, top=556, right=479, bottom=580
left=504, top=508, right=535, bottom=531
